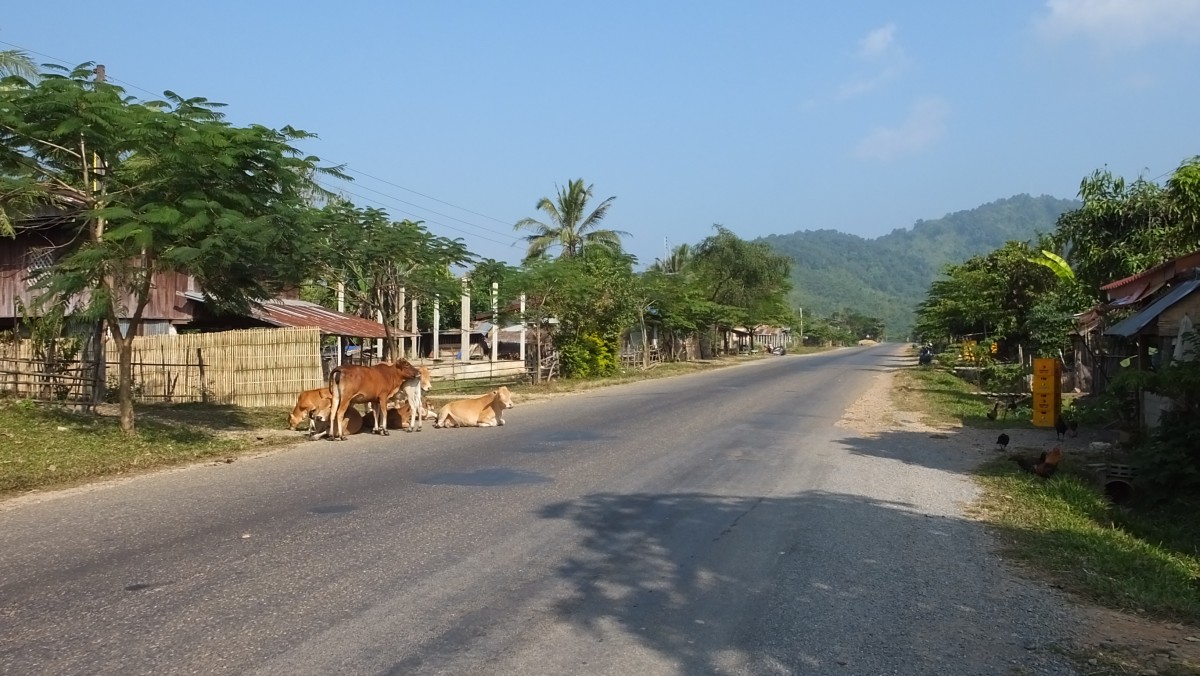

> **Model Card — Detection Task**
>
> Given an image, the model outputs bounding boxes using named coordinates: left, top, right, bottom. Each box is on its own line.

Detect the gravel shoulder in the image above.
left=844, top=368, right=1200, bottom=675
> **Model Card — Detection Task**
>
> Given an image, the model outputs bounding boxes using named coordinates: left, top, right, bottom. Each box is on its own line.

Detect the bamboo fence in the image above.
left=103, top=327, right=323, bottom=408
left=1, top=327, right=323, bottom=408
left=0, top=340, right=98, bottom=405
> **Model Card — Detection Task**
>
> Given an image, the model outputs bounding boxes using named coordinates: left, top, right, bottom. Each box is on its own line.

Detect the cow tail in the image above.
left=329, top=369, right=343, bottom=439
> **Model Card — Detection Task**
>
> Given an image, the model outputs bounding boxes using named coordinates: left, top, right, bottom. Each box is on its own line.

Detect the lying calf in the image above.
left=434, top=386, right=514, bottom=428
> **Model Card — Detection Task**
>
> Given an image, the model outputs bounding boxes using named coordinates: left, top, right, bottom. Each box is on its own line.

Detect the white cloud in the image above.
left=854, top=99, right=949, bottom=162
left=858, top=23, right=898, bottom=60
left=836, top=23, right=908, bottom=101
left=1036, top=0, right=1200, bottom=48
left=835, top=63, right=904, bottom=101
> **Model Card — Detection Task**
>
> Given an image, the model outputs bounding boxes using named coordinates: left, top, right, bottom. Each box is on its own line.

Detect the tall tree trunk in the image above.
left=116, top=335, right=135, bottom=435
left=640, top=309, right=650, bottom=369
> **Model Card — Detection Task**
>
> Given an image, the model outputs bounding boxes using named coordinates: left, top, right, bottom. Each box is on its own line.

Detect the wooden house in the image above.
left=1099, top=252, right=1200, bottom=427
left=1, top=215, right=388, bottom=341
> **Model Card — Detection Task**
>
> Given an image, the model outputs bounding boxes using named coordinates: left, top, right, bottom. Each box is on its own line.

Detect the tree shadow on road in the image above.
left=538, top=490, right=1076, bottom=675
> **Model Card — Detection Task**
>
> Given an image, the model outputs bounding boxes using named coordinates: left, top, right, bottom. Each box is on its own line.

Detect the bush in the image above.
left=980, top=362, right=1024, bottom=393
left=556, top=333, right=618, bottom=379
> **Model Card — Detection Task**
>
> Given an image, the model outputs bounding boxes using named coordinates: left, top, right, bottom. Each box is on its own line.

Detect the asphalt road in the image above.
left=0, top=345, right=1078, bottom=675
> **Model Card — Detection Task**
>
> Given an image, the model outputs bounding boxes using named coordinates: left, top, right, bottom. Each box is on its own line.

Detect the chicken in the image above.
left=995, top=433, right=1010, bottom=451
left=987, top=402, right=1001, bottom=421
left=1067, top=419, right=1079, bottom=438
left=1054, top=415, right=1068, bottom=441
left=1011, top=447, right=1062, bottom=478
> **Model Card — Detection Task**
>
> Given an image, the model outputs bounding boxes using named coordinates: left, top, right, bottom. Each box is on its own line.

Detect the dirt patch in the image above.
left=854, top=369, right=1200, bottom=674
left=1075, top=606, right=1200, bottom=674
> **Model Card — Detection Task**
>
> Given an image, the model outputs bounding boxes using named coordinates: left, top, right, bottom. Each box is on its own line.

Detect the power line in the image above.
left=0, top=38, right=161, bottom=100
left=315, top=178, right=518, bottom=249
left=0, top=38, right=527, bottom=242
left=321, top=173, right=519, bottom=241
left=344, top=167, right=514, bottom=227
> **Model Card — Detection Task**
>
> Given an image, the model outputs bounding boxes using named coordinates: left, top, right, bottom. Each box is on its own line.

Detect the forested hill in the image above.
left=759, top=194, right=1080, bottom=339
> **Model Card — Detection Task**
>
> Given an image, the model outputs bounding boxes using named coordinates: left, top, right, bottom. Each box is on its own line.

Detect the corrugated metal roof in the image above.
left=1104, top=278, right=1200, bottom=338
left=182, top=292, right=406, bottom=338
left=1100, top=249, right=1200, bottom=293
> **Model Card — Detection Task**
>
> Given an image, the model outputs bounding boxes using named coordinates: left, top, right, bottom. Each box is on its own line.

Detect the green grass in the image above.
left=0, top=400, right=300, bottom=497
left=898, top=363, right=1200, bottom=625
left=973, top=460, right=1200, bottom=623
left=893, top=365, right=1030, bottom=428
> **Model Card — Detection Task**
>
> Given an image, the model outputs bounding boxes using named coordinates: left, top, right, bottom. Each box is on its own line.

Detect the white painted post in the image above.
left=411, top=297, right=419, bottom=360
left=519, top=293, right=527, bottom=364
left=375, top=309, right=384, bottom=359
left=336, top=280, right=345, bottom=365
left=460, top=276, right=470, bottom=363
left=433, top=296, right=441, bottom=361
left=490, top=281, right=498, bottom=364
left=397, top=286, right=406, bottom=359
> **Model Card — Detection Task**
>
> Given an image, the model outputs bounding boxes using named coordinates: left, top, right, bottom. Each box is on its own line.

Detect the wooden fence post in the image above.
left=197, top=348, right=207, bottom=404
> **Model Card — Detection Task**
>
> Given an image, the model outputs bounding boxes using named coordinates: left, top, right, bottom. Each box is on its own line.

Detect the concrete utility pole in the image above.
left=519, top=293, right=526, bottom=364
left=397, top=287, right=406, bottom=359
left=460, top=277, right=470, bottom=363
left=432, top=297, right=440, bottom=361
left=410, top=297, right=419, bottom=360
left=336, top=281, right=345, bottom=364
left=490, top=282, right=498, bottom=363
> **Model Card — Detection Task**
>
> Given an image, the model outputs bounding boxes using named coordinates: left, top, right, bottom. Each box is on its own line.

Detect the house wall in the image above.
left=0, top=230, right=70, bottom=318
left=1156, top=294, right=1200, bottom=337
left=1, top=233, right=196, bottom=323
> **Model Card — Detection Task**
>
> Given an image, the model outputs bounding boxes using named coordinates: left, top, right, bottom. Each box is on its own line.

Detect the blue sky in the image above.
left=3, top=1, right=1198, bottom=267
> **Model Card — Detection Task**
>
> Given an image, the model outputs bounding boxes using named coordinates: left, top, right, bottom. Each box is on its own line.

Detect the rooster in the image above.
left=986, top=402, right=1001, bottom=421
left=1011, top=447, right=1062, bottom=478
left=995, top=433, right=1010, bottom=451
left=1054, top=415, right=1068, bottom=441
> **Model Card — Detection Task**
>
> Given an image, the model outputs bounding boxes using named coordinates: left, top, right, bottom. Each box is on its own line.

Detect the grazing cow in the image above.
left=434, top=386, right=514, bottom=428
left=288, top=387, right=333, bottom=433
left=398, top=365, right=432, bottom=432
left=327, top=359, right=420, bottom=440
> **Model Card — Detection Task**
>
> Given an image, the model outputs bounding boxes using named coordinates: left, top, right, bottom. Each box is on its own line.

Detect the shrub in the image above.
left=556, top=333, right=618, bottom=379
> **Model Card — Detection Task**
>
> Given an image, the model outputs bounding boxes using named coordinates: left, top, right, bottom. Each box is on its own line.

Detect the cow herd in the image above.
left=287, top=358, right=515, bottom=441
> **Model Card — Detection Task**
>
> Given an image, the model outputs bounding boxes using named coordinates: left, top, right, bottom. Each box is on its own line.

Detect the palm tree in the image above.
left=650, top=242, right=692, bottom=274
left=514, top=178, right=628, bottom=262
left=0, top=50, right=37, bottom=80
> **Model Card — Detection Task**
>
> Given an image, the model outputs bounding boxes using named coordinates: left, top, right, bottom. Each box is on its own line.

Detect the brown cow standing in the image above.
left=327, top=359, right=420, bottom=440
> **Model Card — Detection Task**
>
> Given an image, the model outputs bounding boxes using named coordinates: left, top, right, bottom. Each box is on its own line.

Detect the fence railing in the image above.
left=1, top=327, right=324, bottom=409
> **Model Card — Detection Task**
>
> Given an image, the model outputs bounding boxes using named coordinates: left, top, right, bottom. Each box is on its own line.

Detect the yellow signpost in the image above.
left=1031, top=358, right=1061, bottom=428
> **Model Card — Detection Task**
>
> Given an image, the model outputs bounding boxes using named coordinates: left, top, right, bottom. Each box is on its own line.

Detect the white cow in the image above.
left=399, top=365, right=432, bottom=432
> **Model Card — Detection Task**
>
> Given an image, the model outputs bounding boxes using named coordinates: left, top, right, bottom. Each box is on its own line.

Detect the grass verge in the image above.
left=901, top=364, right=1200, bottom=626
left=0, top=400, right=298, bottom=498
left=892, top=365, right=1030, bottom=428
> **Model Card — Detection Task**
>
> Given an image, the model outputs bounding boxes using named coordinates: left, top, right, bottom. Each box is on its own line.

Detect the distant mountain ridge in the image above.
left=759, top=194, right=1080, bottom=339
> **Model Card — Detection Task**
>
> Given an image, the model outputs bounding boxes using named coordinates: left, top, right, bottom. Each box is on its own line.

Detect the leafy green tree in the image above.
left=514, top=248, right=639, bottom=378
left=691, top=225, right=793, bottom=355
left=914, top=241, right=1074, bottom=356
left=513, top=178, right=629, bottom=263
left=467, top=258, right=523, bottom=327
left=0, top=63, right=341, bottom=433
left=313, top=201, right=472, bottom=356
left=1052, top=160, right=1200, bottom=292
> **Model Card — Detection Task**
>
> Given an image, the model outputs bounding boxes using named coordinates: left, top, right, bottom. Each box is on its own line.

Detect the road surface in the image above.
left=0, top=344, right=1077, bottom=675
